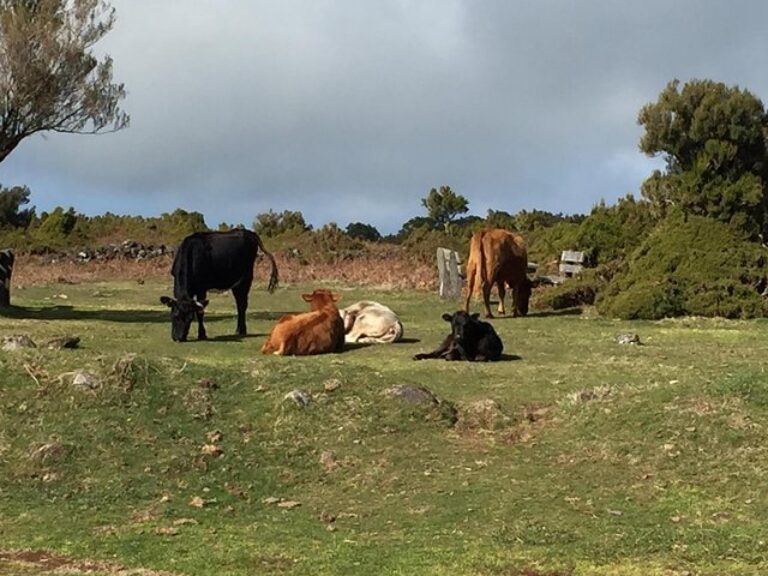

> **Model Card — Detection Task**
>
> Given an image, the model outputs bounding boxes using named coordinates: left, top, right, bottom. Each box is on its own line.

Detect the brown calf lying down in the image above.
left=261, top=289, right=345, bottom=355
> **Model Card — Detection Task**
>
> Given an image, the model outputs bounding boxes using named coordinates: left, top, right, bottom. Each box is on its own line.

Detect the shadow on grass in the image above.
left=0, top=306, right=296, bottom=325
left=344, top=337, right=421, bottom=351
left=527, top=308, right=583, bottom=318
left=206, top=333, right=267, bottom=342
left=1, top=305, right=169, bottom=323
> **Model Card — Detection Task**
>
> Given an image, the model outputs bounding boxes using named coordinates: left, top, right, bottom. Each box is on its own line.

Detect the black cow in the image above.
left=160, top=229, right=278, bottom=342
left=0, top=248, right=13, bottom=307
left=413, top=311, right=503, bottom=362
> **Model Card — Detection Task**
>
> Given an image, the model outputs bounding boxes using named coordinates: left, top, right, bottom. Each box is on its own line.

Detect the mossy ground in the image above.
left=1, top=279, right=768, bottom=575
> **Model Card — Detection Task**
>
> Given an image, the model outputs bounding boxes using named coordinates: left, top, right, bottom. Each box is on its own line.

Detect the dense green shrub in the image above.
left=533, top=271, right=601, bottom=310
left=401, top=226, right=466, bottom=264
left=253, top=209, right=311, bottom=238
left=574, top=195, right=656, bottom=266
left=598, top=213, right=768, bottom=319
left=0, top=185, right=35, bottom=229
left=346, top=222, right=381, bottom=242
left=526, top=221, right=581, bottom=271
left=28, top=207, right=80, bottom=249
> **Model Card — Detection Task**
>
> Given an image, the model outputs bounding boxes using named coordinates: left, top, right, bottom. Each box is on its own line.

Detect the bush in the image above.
left=346, top=222, right=381, bottom=242
left=533, top=272, right=600, bottom=310
left=254, top=210, right=311, bottom=238
left=402, top=226, right=466, bottom=265
left=574, top=195, right=656, bottom=266
left=598, top=213, right=768, bottom=319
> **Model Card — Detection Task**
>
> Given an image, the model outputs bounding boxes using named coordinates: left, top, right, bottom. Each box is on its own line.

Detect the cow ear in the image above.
left=470, top=313, right=480, bottom=320
left=197, top=299, right=209, bottom=310
left=441, top=313, right=453, bottom=322
left=160, top=296, right=175, bottom=308
left=301, top=293, right=313, bottom=302
left=332, top=293, right=342, bottom=302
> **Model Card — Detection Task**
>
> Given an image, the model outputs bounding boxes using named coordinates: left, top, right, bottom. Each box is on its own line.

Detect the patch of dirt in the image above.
left=0, top=550, right=181, bottom=575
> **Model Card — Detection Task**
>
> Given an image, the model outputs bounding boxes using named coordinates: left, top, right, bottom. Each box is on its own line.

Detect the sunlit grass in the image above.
left=2, top=279, right=768, bottom=575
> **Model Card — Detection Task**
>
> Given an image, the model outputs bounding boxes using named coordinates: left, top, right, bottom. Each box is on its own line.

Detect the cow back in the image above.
left=172, top=229, right=260, bottom=297
left=467, top=228, right=527, bottom=291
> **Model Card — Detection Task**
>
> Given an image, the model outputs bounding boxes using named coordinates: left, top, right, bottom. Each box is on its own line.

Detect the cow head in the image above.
left=301, top=289, right=341, bottom=311
left=340, top=308, right=356, bottom=332
left=515, top=278, right=532, bottom=316
left=442, top=310, right=481, bottom=345
left=160, top=295, right=207, bottom=342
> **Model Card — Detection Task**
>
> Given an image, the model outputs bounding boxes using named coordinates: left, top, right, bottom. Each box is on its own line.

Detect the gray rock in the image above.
left=2, top=335, right=37, bottom=351
left=284, top=389, right=312, bottom=408
left=386, top=384, right=439, bottom=405
left=72, top=370, right=99, bottom=389
left=616, top=333, right=641, bottom=345
left=46, top=336, right=80, bottom=350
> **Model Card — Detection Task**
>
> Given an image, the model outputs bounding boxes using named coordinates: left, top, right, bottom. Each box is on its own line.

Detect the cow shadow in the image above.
left=345, top=337, right=421, bottom=351
left=0, top=305, right=169, bottom=323
left=498, top=353, right=522, bottom=362
left=0, top=306, right=298, bottom=325
left=479, top=308, right=583, bottom=320
left=206, top=333, right=266, bottom=342
left=248, top=311, right=303, bottom=321
left=526, top=308, right=583, bottom=318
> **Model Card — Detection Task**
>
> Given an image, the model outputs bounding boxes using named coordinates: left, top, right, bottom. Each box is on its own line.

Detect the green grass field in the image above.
left=2, top=280, right=768, bottom=575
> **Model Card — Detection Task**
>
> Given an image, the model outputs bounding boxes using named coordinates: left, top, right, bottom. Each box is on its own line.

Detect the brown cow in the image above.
left=261, top=289, right=345, bottom=355
left=464, top=228, right=531, bottom=318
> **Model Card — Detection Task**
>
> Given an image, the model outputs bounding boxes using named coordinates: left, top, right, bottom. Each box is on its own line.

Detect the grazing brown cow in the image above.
left=464, top=228, right=531, bottom=318
left=261, top=289, right=345, bottom=355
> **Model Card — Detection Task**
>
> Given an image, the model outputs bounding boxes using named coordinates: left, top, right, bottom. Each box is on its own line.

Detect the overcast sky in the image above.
left=2, top=1, right=768, bottom=233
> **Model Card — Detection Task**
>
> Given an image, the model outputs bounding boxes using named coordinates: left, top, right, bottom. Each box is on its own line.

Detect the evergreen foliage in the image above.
left=638, top=79, right=768, bottom=237
left=598, top=213, right=768, bottom=319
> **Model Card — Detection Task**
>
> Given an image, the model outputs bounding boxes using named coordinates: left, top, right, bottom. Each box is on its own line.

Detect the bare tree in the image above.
left=0, top=0, right=129, bottom=163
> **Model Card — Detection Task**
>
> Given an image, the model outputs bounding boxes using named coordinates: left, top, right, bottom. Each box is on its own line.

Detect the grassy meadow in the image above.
left=1, top=278, right=768, bottom=575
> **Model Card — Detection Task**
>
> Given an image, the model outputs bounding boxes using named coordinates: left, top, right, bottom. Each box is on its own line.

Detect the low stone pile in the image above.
left=33, top=240, right=170, bottom=263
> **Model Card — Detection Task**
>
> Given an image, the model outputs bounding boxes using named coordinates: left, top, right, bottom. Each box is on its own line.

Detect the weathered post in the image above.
left=437, top=247, right=463, bottom=299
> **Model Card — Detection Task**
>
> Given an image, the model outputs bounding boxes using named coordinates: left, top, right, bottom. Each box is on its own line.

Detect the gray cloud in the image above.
left=2, top=0, right=767, bottom=233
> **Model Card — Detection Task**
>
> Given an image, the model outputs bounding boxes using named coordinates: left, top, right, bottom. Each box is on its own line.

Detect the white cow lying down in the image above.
left=340, top=301, right=404, bottom=344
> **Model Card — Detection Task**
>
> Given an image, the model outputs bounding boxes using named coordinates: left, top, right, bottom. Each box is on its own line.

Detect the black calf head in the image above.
left=442, top=310, right=480, bottom=344
left=160, top=295, right=207, bottom=342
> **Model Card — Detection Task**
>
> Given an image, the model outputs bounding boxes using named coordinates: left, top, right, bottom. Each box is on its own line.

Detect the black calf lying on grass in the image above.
left=413, top=311, right=503, bottom=362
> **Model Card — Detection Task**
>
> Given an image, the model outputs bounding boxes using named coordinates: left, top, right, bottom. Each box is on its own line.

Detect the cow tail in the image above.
left=255, top=233, right=279, bottom=293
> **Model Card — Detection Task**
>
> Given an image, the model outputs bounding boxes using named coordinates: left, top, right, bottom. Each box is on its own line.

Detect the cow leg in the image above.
left=512, top=284, right=522, bottom=317
left=443, top=343, right=467, bottom=361
left=193, top=292, right=208, bottom=340
left=481, top=283, right=494, bottom=318
left=497, top=280, right=506, bottom=316
left=414, top=335, right=454, bottom=360
left=232, top=281, right=252, bottom=336
left=196, top=308, right=207, bottom=341
left=464, top=261, right=476, bottom=313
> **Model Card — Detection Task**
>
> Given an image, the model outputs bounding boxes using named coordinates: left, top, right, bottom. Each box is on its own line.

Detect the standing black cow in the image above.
left=160, top=229, right=278, bottom=342
left=0, top=249, right=14, bottom=307
left=413, top=311, right=503, bottom=362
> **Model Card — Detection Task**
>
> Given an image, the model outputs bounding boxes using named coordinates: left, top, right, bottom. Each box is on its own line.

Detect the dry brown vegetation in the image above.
left=13, top=251, right=437, bottom=291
